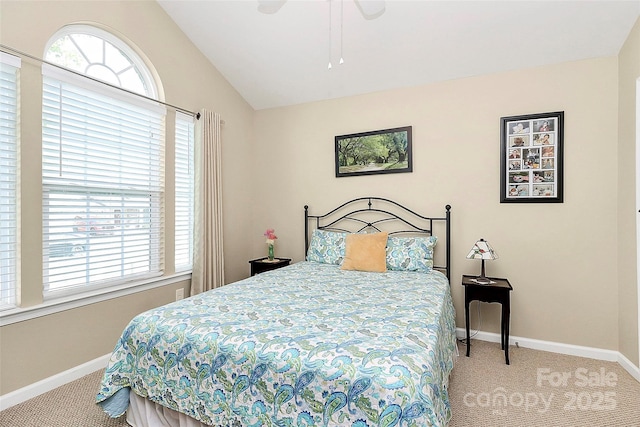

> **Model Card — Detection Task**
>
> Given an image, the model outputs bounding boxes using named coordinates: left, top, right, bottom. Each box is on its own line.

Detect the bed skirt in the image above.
left=127, top=392, right=207, bottom=427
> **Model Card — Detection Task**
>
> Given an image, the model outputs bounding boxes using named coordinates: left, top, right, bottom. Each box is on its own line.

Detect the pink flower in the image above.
left=264, top=228, right=277, bottom=244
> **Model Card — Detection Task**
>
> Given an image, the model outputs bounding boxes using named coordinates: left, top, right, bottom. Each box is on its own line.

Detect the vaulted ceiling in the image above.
left=158, top=1, right=640, bottom=110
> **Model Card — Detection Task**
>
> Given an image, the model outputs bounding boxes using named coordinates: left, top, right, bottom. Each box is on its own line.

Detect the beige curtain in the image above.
left=191, top=110, right=224, bottom=295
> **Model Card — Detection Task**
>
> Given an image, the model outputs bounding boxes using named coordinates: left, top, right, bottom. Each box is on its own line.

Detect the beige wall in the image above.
left=618, top=17, right=640, bottom=367
left=0, top=1, right=254, bottom=394
left=252, top=57, right=622, bottom=352
left=0, top=279, right=189, bottom=393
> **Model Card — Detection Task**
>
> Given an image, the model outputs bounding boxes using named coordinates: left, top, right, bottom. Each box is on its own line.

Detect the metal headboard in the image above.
left=304, top=197, right=452, bottom=280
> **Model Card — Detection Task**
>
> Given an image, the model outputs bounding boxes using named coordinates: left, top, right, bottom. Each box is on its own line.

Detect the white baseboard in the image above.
left=618, top=351, right=640, bottom=382
left=456, top=328, right=640, bottom=382
left=0, top=353, right=111, bottom=411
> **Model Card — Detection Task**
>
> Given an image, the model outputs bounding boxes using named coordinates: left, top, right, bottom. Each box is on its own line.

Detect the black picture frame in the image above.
left=500, top=112, right=564, bottom=203
left=335, top=126, right=412, bottom=177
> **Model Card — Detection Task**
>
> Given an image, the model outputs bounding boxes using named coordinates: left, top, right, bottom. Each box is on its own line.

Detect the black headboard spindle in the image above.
left=304, top=198, right=452, bottom=281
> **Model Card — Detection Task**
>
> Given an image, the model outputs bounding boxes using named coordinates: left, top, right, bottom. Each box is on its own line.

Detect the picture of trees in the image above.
left=335, top=126, right=412, bottom=177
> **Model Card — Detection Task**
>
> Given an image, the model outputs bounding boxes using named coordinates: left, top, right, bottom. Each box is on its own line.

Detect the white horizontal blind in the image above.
left=0, top=53, right=20, bottom=309
left=42, top=73, right=165, bottom=296
left=175, top=112, right=194, bottom=271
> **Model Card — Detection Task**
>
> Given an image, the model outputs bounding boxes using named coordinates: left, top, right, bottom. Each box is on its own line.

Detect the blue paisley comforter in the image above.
left=97, top=261, right=457, bottom=427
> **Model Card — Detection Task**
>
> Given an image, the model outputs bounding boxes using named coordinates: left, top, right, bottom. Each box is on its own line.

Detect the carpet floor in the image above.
left=1, top=340, right=639, bottom=426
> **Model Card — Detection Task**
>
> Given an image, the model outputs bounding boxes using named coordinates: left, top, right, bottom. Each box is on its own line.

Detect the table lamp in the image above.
left=466, top=238, right=498, bottom=284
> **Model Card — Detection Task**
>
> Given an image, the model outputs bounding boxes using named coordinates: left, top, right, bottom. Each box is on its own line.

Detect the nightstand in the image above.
left=462, top=274, right=513, bottom=365
left=249, top=257, right=291, bottom=276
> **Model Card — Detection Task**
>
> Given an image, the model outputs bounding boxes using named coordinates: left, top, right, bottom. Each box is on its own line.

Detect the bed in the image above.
left=97, top=197, right=456, bottom=427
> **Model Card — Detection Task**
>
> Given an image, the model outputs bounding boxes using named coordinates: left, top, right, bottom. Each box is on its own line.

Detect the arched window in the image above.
left=45, top=25, right=157, bottom=98
left=41, top=25, right=167, bottom=297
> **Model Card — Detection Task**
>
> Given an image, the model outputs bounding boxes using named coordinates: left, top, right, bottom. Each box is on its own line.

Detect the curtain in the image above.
left=191, top=110, right=224, bottom=295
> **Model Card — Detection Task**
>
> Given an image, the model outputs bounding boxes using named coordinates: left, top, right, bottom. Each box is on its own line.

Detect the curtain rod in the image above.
left=1, top=43, right=201, bottom=120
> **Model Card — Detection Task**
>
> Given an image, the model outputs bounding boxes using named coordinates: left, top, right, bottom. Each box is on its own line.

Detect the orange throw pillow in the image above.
left=340, top=232, right=388, bottom=272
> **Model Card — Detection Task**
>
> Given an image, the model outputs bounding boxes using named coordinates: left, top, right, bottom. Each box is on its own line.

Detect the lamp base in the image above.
left=476, top=259, right=491, bottom=284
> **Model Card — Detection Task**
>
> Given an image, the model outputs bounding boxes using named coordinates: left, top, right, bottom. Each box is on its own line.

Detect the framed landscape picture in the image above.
left=335, top=126, right=412, bottom=177
left=500, top=111, right=564, bottom=203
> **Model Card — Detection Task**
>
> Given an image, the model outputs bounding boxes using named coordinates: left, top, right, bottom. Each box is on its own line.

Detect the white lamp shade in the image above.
left=466, top=239, right=498, bottom=260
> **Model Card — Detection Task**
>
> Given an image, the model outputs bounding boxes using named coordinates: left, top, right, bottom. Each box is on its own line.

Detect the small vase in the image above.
left=267, top=244, right=275, bottom=261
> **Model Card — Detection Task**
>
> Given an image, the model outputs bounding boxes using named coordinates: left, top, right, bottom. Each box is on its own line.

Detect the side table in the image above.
left=249, top=257, right=291, bottom=276
left=462, top=274, right=513, bottom=364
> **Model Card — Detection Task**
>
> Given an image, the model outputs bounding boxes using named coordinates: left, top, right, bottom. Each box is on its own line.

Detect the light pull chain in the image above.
left=328, top=0, right=333, bottom=70
left=339, top=0, right=344, bottom=64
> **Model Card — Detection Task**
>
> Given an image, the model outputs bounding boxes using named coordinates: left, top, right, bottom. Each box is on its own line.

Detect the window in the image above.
left=175, top=112, right=194, bottom=271
left=44, top=25, right=156, bottom=98
left=0, top=53, right=20, bottom=309
left=42, top=26, right=166, bottom=297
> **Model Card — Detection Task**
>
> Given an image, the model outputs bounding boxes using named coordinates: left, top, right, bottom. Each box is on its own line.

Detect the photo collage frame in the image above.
left=500, top=111, right=564, bottom=203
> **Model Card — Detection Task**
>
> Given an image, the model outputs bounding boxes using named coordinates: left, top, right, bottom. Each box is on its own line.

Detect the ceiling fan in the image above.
left=257, top=0, right=386, bottom=20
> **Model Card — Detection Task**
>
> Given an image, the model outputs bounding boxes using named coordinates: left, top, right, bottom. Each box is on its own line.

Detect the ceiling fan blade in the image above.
left=257, top=0, right=385, bottom=20
left=354, top=0, right=385, bottom=20
left=257, top=0, right=287, bottom=14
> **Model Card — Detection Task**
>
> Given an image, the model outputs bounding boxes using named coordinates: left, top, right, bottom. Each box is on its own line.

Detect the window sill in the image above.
left=0, top=272, right=191, bottom=326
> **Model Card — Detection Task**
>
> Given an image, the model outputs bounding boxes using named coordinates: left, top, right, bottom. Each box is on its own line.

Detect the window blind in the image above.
left=0, top=53, right=20, bottom=309
left=175, top=112, right=194, bottom=271
left=42, top=70, right=166, bottom=296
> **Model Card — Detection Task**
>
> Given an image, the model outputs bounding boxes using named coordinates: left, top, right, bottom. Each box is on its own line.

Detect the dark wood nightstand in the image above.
left=249, top=257, right=291, bottom=276
left=462, top=274, right=513, bottom=365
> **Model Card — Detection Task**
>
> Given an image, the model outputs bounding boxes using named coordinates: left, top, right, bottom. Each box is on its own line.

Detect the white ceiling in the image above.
left=158, top=0, right=640, bottom=110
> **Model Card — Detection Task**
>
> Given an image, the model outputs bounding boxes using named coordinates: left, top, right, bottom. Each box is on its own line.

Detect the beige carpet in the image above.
left=1, top=340, right=639, bottom=427
left=449, top=340, right=640, bottom=427
left=0, top=370, right=127, bottom=427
